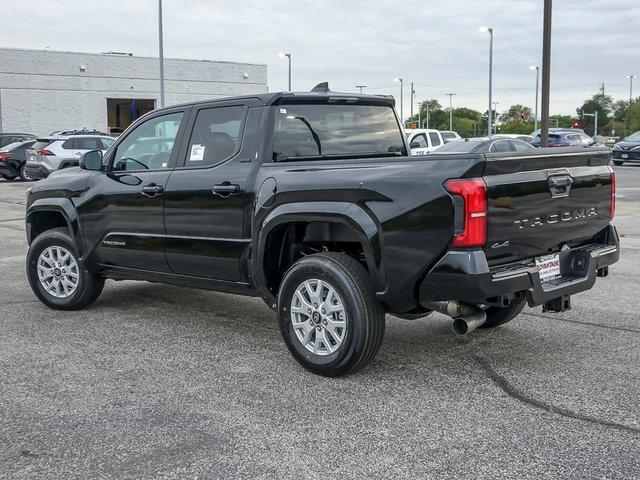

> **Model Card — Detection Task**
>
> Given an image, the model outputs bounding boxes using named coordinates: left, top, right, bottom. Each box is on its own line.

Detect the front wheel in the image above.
left=26, top=227, right=104, bottom=310
left=278, top=253, right=385, bottom=376
left=19, top=164, right=34, bottom=182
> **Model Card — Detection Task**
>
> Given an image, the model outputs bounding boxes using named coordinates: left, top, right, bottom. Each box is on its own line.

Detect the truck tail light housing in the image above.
left=0, top=153, right=11, bottom=161
left=444, top=178, right=487, bottom=248
left=39, top=149, right=55, bottom=156
left=608, top=165, right=615, bottom=220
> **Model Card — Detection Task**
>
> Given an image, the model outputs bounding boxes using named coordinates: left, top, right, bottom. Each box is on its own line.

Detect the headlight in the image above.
left=612, top=144, right=622, bottom=150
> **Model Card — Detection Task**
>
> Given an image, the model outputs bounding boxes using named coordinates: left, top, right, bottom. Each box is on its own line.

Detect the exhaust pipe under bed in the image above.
left=422, top=300, right=487, bottom=336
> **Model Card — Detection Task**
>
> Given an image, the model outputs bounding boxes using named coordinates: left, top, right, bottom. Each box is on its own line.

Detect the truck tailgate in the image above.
left=482, top=148, right=613, bottom=265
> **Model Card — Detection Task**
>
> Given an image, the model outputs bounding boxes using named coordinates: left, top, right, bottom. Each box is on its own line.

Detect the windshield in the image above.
left=625, top=132, right=640, bottom=142
left=441, top=132, right=456, bottom=139
left=435, top=141, right=485, bottom=153
left=272, top=104, right=405, bottom=161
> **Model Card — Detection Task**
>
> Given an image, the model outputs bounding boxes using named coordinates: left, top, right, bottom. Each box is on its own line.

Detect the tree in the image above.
left=499, top=104, right=533, bottom=123
left=577, top=93, right=614, bottom=135
left=499, top=119, right=534, bottom=134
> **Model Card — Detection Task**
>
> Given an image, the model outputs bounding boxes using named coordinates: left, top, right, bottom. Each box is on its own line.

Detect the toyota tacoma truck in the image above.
left=25, top=84, right=619, bottom=376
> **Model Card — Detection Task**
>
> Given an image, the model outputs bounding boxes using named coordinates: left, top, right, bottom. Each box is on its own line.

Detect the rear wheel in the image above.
left=19, top=164, right=33, bottom=182
left=278, top=252, right=385, bottom=376
left=613, top=161, right=624, bottom=166
left=26, top=228, right=104, bottom=310
left=480, top=294, right=526, bottom=329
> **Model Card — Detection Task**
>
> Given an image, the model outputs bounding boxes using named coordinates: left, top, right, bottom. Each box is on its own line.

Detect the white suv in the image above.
left=25, top=132, right=115, bottom=179
left=405, top=129, right=445, bottom=155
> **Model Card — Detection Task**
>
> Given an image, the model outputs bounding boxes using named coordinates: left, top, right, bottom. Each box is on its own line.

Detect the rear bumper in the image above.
left=419, top=224, right=620, bottom=307
left=0, top=161, right=20, bottom=178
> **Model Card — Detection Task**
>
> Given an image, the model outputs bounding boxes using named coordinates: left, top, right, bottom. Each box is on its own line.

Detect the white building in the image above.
left=0, top=47, right=268, bottom=136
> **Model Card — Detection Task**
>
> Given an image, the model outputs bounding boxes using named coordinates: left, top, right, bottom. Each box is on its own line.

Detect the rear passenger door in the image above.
left=163, top=100, right=262, bottom=282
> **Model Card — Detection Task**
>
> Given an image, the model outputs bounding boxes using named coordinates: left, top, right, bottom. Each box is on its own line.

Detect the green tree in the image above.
left=499, top=104, right=533, bottom=123
left=549, top=114, right=573, bottom=129
left=499, top=119, right=534, bottom=134
left=577, top=93, right=614, bottom=135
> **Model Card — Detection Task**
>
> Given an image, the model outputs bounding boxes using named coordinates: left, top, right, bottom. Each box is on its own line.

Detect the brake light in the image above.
left=444, top=178, right=488, bottom=248
left=0, top=153, right=11, bottom=161
left=608, top=166, right=615, bottom=220
left=38, top=149, right=55, bottom=156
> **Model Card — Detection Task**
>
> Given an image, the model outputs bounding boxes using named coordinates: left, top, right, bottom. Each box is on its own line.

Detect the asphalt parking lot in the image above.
left=0, top=167, right=639, bottom=479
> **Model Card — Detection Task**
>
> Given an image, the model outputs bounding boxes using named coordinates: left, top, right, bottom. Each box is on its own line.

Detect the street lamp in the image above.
left=479, top=26, right=494, bottom=136
left=158, top=0, right=165, bottom=108
left=394, top=78, right=404, bottom=122
left=446, top=92, right=457, bottom=131
left=355, top=84, right=367, bottom=94
left=628, top=75, right=636, bottom=104
left=278, top=52, right=292, bottom=91
left=530, top=65, right=540, bottom=131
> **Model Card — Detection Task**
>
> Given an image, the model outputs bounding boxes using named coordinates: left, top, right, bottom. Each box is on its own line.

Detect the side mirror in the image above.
left=409, top=141, right=421, bottom=149
left=80, top=149, right=103, bottom=171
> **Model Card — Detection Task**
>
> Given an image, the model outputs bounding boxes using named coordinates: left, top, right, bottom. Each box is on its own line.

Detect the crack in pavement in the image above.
left=474, top=354, right=640, bottom=436
left=0, top=199, right=26, bottom=206
left=0, top=217, right=24, bottom=223
left=523, top=311, right=640, bottom=334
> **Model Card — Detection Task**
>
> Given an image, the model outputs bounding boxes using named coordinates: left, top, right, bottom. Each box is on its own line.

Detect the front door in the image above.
left=79, top=110, right=188, bottom=272
left=163, top=102, right=261, bottom=282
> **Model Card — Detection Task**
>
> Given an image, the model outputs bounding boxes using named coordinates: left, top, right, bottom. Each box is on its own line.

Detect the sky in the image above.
left=2, top=0, right=639, bottom=118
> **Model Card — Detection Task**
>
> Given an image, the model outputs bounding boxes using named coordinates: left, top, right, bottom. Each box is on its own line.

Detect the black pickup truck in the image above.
left=25, top=85, right=619, bottom=376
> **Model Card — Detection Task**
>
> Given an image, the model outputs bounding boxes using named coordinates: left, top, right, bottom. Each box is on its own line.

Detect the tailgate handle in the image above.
left=548, top=174, right=574, bottom=198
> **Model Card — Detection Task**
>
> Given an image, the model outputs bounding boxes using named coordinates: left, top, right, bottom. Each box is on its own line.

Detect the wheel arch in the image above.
left=254, top=201, right=385, bottom=305
left=26, top=199, right=81, bottom=254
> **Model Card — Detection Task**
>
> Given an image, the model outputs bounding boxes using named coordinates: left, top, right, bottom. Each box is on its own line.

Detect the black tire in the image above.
left=19, top=164, right=33, bottom=182
left=613, top=161, right=624, bottom=166
left=278, top=252, right=385, bottom=376
left=480, top=294, right=526, bottom=329
left=26, top=227, right=104, bottom=310
left=1, top=174, right=16, bottom=181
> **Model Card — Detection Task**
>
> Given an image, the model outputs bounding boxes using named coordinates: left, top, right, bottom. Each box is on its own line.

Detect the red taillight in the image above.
left=0, top=153, right=11, bottom=161
left=608, top=165, right=616, bottom=220
left=39, top=149, right=55, bottom=156
left=444, top=178, right=488, bottom=248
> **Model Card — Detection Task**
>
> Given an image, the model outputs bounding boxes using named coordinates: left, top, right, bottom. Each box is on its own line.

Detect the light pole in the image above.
left=355, top=84, right=367, bottom=94
left=158, top=0, right=165, bottom=108
left=480, top=26, right=494, bottom=136
left=410, top=82, right=415, bottom=120
left=583, top=111, right=598, bottom=137
left=395, top=78, right=404, bottom=123
left=447, top=92, right=457, bottom=131
left=425, top=103, right=430, bottom=129
left=530, top=65, right=540, bottom=131
left=540, top=0, right=552, bottom=147
left=492, top=101, right=499, bottom=133
left=278, top=52, right=292, bottom=91
left=628, top=75, right=636, bottom=104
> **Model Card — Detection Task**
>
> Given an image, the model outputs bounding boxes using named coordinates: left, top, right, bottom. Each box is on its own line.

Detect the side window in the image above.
left=428, top=132, right=442, bottom=147
left=61, top=139, right=75, bottom=149
left=112, top=112, right=184, bottom=171
left=185, top=106, right=245, bottom=167
left=490, top=140, right=512, bottom=153
left=511, top=140, right=533, bottom=152
left=75, top=138, right=102, bottom=150
left=100, top=137, right=115, bottom=150
left=410, top=134, right=428, bottom=148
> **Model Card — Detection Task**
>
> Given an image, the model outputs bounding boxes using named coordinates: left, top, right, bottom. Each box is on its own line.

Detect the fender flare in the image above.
left=26, top=199, right=82, bottom=256
left=253, top=201, right=385, bottom=302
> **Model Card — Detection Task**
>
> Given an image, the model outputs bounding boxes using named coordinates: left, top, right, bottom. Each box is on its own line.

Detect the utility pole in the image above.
left=492, top=101, right=499, bottom=134
left=410, top=83, right=415, bottom=120
left=628, top=75, right=635, bottom=104
left=447, top=92, right=457, bottom=131
left=158, top=0, right=165, bottom=108
left=355, top=85, right=367, bottom=94
left=426, top=103, right=430, bottom=129
left=480, top=26, right=494, bottom=136
left=530, top=65, right=540, bottom=131
left=540, top=0, right=552, bottom=147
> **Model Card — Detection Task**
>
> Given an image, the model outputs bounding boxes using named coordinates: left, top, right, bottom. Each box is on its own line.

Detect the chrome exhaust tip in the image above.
left=451, top=311, right=487, bottom=336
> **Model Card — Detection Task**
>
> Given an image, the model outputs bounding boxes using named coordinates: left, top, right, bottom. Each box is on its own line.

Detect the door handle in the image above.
left=142, top=184, right=164, bottom=197
left=212, top=182, right=240, bottom=196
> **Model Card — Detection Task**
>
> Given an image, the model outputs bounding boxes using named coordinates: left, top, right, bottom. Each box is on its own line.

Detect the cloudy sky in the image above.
left=2, top=0, right=639, bottom=118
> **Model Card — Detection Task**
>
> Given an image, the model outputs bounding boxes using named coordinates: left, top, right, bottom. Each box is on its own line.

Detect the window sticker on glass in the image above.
left=190, top=144, right=205, bottom=162
left=280, top=108, right=287, bottom=114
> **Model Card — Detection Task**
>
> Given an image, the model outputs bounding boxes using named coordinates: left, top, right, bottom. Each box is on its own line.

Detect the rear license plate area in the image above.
left=536, top=253, right=561, bottom=282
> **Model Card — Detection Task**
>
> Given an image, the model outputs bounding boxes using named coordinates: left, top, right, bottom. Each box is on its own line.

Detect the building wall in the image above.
left=0, top=48, right=268, bottom=135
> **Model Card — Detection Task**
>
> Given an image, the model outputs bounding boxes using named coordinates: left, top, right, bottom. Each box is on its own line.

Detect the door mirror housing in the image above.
left=409, top=141, right=421, bottom=149
left=80, top=149, right=103, bottom=171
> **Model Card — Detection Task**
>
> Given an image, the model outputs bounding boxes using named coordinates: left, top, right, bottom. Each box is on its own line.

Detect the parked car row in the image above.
left=0, top=129, right=115, bottom=182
